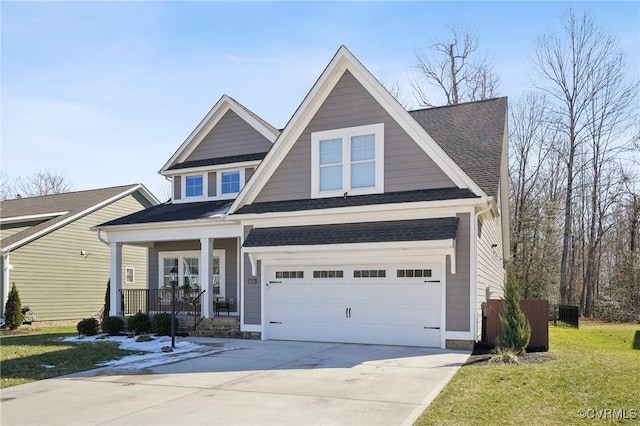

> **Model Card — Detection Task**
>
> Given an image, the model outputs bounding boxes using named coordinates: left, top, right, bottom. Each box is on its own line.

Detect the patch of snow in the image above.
left=41, top=364, right=56, bottom=369
left=62, top=334, right=238, bottom=372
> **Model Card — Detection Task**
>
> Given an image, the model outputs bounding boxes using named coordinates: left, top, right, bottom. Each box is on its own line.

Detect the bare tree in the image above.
left=14, top=169, right=73, bottom=197
left=0, top=172, right=14, bottom=200
left=411, top=24, right=500, bottom=106
left=380, top=78, right=412, bottom=109
left=532, top=9, right=637, bottom=305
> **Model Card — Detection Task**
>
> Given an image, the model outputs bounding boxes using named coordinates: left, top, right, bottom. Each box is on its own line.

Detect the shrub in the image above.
left=101, top=280, right=110, bottom=328
left=152, top=313, right=179, bottom=336
left=489, top=349, right=520, bottom=365
left=77, top=318, right=100, bottom=336
left=497, top=266, right=531, bottom=354
left=127, top=312, right=152, bottom=335
left=102, top=316, right=125, bottom=335
left=4, top=283, right=24, bottom=330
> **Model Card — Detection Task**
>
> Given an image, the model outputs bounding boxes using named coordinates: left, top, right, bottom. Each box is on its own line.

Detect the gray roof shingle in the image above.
left=243, top=217, right=459, bottom=247
left=409, top=97, right=507, bottom=197
left=235, top=187, right=478, bottom=215
left=1, top=184, right=145, bottom=250
left=98, top=200, right=232, bottom=227
left=167, top=152, right=268, bottom=171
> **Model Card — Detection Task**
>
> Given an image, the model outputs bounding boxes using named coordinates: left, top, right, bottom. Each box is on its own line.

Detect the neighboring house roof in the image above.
left=98, top=200, right=233, bottom=227
left=167, top=152, right=269, bottom=171
left=409, top=97, right=507, bottom=197
left=160, top=95, right=280, bottom=173
left=235, top=187, right=479, bottom=215
left=0, top=184, right=158, bottom=252
left=243, top=217, right=459, bottom=247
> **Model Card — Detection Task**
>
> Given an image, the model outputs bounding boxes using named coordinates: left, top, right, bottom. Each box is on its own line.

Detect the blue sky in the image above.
left=2, top=1, right=638, bottom=199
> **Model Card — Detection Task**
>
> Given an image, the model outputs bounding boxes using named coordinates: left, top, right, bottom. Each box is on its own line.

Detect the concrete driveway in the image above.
left=1, top=338, right=469, bottom=426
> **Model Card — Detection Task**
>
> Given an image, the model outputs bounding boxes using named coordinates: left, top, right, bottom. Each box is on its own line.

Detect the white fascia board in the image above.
left=2, top=185, right=143, bottom=253
left=160, top=96, right=278, bottom=173
left=230, top=46, right=486, bottom=213
left=243, top=239, right=455, bottom=255
left=0, top=211, right=68, bottom=225
left=233, top=196, right=489, bottom=224
left=160, top=160, right=262, bottom=177
left=104, top=222, right=243, bottom=244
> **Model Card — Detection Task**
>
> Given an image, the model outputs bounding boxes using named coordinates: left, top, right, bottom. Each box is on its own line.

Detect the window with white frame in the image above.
left=184, top=175, right=204, bottom=197
left=311, top=123, right=384, bottom=198
left=159, top=250, right=225, bottom=297
left=125, top=267, right=135, bottom=284
left=221, top=171, right=240, bottom=194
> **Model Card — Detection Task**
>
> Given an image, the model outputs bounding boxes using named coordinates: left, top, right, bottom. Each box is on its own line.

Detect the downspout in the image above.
left=471, top=202, right=493, bottom=342
left=96, top=229, right=109, bottom=246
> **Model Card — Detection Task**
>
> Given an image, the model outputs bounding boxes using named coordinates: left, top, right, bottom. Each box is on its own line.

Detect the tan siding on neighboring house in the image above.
left=1, top=225, right=32, bottom=241
left=185, top=110, right=273, bottom=162
left=255, top=70, right=454, bottom=203
left=476, top=214, right=506, bottom=338
left=8, top=194, right=148, bottom=321
left=446, top=213, right=471, bottom=332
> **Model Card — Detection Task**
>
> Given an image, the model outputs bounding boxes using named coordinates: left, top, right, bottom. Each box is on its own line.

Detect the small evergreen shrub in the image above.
left=101, top=280, right=111, bottom=329
left=152, top=313, right=178, bottom=336
left=102, top=316, right=125, bottom=335
left=497, top=266, right=531, bottom=355
left=4, top=283, right=24, bottom=330
left=127, top=312, right=152, bottom=335
left=77, top=318, right=100, bottom=336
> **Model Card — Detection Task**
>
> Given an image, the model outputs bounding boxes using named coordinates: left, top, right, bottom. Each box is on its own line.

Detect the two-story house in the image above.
left=97, top=46, right=508, bottom=349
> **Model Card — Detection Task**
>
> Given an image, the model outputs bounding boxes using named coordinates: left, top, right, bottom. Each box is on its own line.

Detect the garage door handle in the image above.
left=270, top=321, right=282, bottom=324
left=269, top=281, right=282, bottom=284
left=345, top=307, right=348, bottom=318
left=423, top=326, right=440, bottom=330
left=424, top=280, right=440, bottom=283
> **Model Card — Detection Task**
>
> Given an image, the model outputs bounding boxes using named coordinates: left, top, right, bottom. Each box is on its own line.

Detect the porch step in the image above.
left=191, top=317, right=261, bottom=340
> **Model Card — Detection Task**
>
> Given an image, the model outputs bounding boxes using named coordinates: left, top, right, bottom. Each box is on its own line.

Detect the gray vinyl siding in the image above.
left=243, top=225, right=261, bottom=325
left=208, top=172, right=217, bottom=197
left=148, top=238, right=239, bottom=313
left=5, top=194, right=148, bottom=321
left=255, top=70, right=454, bottom=203
left=476, top=214, right=505, bottom=338
left=446, top=213, right=471, bottom=332
left=245, top=167, right=255, bottom=184
left=184, top=110, right=273, bottom=163
left=173, top=176, right=182, bottom=200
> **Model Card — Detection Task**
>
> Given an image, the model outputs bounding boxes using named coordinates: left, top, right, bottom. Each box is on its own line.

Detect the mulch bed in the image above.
left=463, top=342, right=556, bottom=366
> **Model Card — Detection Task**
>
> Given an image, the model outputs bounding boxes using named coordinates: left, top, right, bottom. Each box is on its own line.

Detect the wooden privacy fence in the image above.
left=485, top=299, right=549, bottom=352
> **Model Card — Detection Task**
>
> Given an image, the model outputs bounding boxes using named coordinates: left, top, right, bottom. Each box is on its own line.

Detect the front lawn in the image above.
left=0, top=325, right=139, bottom=388
left=416, top=322, right=640, bottom=425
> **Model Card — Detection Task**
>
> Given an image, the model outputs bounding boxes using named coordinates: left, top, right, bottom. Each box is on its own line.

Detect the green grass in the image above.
left=416, top=322, right=640, bottom=425
left=0, top=325, right=140, bottom=388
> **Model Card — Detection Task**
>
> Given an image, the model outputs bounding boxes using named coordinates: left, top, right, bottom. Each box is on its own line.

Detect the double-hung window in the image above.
left=312, top=123, right=384, bottom=198
left=185, top=175, right=204, bottom=198
left=221, top=171, right=241, bottom=194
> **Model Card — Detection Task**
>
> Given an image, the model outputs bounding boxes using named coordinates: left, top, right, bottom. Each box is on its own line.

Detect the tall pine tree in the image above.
left=497, top=267, right=531, bottom=354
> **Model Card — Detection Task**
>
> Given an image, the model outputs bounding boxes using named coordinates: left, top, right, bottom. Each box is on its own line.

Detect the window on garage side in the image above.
left=313, top=270, right=344, bottom=278
left=353, top=270, right=386, bottom=278
left=275, top=271, right=304, bottom=279
left=397, top=269, right=432, bottom=278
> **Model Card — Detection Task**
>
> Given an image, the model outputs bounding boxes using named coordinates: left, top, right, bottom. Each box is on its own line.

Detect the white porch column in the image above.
left=109, top=242, right=122, bottom=316
left=200, top=238, right=214, bottom=318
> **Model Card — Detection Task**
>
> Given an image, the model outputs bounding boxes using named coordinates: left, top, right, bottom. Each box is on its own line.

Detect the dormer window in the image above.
left=221, top=171, right=241, bottom=194
left=311, top=123, right=384, bottom=198
left=185, top=175, right=204, bottom=197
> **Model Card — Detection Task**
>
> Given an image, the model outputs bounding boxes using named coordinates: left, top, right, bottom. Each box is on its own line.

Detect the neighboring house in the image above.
left=97, top=46, right=509, bottom=349
left=0, top=184, right=158, bottom=321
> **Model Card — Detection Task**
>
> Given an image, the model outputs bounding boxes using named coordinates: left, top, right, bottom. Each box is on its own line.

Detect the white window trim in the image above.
left=216, top=168, right=245, bottom=200
left=125, top=267, right=135, bottom=284
left=311, top=123, right=384, bottom=199
left=181, top=173, right=208, bottom=201
left=158, top=250, right=226, bottom=298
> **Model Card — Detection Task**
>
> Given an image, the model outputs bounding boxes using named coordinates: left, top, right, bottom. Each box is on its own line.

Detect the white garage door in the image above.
left=266, top=263, right=441, bottom=347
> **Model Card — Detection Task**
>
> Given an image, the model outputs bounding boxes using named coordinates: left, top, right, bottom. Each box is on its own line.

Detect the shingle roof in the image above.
left=243, top=217, right=459, bottom=247
left=0, top=184, right=147, bottom=250
left=167, top=152, right=268, bottom=171
left=409, top=97, right=507, bottom=197
left=228, top=96, right=281, bottom=137
left=98, top=199, right=232, bottom=227
left=235, top=187, right=478, bottom=215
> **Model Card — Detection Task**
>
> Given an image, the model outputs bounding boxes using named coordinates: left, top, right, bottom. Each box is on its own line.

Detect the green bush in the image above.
left=102, top=316, right=125, bottom=335
left=152, top=313, right=178, bottom=336
left=77, top=318, right=100, bottom=336
left=127, top=312, right=151, bottom=335
left=497, top=266, right=531, bottom=355
left=4, top=283, right=24, bottom=330
left=101, top=280, right=110, bottom=328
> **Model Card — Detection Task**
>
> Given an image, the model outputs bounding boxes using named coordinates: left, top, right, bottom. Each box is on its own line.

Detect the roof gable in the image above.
left=229, top=46, right=485, bottom=214
left=0, top=184, right=158, bottom=252
left=160, top=95, right=280, bottom=173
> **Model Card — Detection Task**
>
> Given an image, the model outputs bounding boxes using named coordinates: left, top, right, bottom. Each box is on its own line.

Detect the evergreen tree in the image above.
left=4, top=283, right=24, bottom=330
left=102, top=280, right=111, bottom=328
left=497, top=267, right=531, bottom=354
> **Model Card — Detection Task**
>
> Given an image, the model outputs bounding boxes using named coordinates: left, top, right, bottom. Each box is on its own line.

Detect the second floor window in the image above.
left=221, top=171, right=240, bottom=194
left=185, top=175, right=204, bottom=197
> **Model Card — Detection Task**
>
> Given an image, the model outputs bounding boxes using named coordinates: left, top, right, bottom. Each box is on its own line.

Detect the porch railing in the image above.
left=120, top=288, right=202, bottom=317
